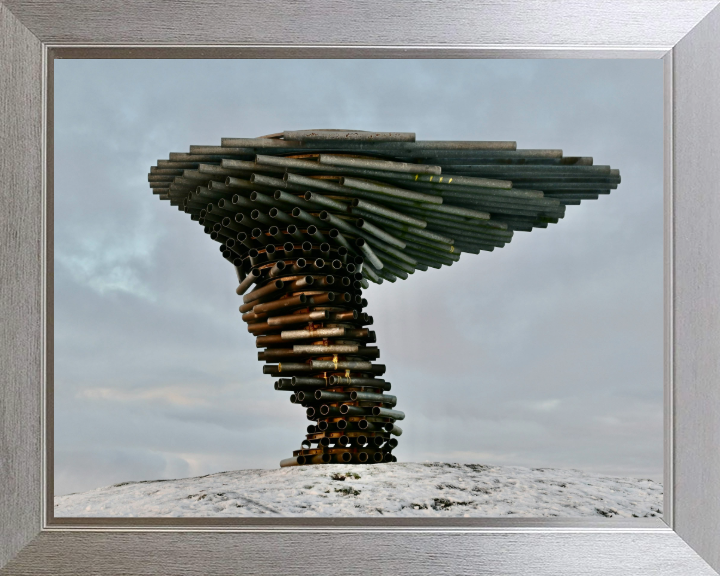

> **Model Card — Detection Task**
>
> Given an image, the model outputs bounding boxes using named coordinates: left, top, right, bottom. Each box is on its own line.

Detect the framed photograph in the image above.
left=50, top=57, right=665, bottom=520
left=2, top=1, right=719, bottom=574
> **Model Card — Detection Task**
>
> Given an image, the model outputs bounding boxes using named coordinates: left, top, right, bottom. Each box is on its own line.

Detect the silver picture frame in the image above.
left=1, top=1, right=719, bottom=573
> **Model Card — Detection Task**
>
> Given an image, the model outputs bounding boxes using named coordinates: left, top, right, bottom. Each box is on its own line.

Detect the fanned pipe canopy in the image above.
left=148, top=129, right=620, bottom=466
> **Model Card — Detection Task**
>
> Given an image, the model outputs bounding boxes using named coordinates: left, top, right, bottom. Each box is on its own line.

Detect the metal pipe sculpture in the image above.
left=148, top=129, right=620, bottom=467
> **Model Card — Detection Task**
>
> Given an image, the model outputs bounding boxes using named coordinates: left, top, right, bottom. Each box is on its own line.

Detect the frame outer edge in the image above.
left=1, top=0, right=718, bottom=46
left=0, top=0, right=719, bottom=574
left=671, top=3, right=720, bottom=573
left=0, top=1, right=44, bottom=570
left=2, top=531, right=720, bottom=576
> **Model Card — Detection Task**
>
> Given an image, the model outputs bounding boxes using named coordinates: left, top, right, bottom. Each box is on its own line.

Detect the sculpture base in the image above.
left=280, top=446, right=397, bottom=467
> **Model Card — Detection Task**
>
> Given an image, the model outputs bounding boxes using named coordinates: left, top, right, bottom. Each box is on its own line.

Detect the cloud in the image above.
left=529, top=399, right=562, bottom=412
left=77, top=386, right=210, bottom=407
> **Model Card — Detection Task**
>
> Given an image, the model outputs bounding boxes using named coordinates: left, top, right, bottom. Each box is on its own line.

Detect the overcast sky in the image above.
left=54, top=59, right=663, bottom=497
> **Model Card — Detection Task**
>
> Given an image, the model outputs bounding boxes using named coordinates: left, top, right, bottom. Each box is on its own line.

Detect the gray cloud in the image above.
left=54, top=59, right=663, bottom=496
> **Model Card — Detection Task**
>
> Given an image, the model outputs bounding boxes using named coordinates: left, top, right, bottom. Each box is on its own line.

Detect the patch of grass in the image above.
left=471, top=487, right=497, bottom=495
left=436, top=483, right=466, bottom=491
left=334, top=487, right=361, bottom=496
left=432, top=498, right=473, bottom=510
left=595, top=507, right=619, bottom=518
left=331, top=472, right=361, bottom=481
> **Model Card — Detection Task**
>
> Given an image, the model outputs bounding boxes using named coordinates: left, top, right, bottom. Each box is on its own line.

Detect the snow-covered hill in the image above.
left=54, top=462, right=663, bottom=518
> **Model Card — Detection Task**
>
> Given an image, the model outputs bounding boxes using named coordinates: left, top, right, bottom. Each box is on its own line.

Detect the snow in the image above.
left=54, top=463, right=663, bottom=518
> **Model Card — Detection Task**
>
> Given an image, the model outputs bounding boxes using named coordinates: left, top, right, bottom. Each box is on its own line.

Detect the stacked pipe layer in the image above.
left=148, top=129, right=619, bottom=466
